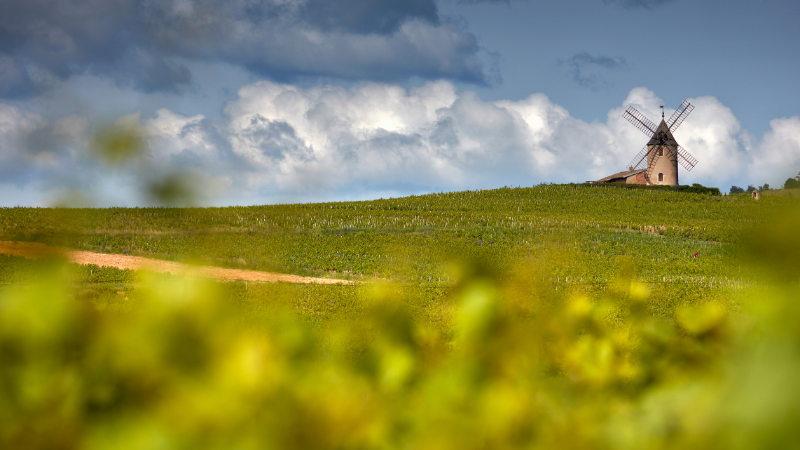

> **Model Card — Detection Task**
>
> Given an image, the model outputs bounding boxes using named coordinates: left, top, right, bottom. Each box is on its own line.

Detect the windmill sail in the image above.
left=622, top=106, right=658, bottom=136
left=677, top=145, right=698, bottom=171
left=667, top=100, right=694, bottom=132
left=627, top=145, right=650, bottom=171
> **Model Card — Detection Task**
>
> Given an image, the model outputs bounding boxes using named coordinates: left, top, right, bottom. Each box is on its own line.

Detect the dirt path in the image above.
left=0, top=241, right=354, bottom=285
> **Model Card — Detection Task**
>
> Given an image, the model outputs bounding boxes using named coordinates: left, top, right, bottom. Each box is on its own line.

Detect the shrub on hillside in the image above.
left=784, top=174, right=800, bottom=190
left=730, top=186, right=745, bottom=194
left=588, top=183, right=720, bottom=195
left=674, top=183, right=721, bottom=196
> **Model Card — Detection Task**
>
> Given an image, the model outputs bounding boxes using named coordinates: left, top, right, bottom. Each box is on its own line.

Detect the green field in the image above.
left=0, top=184, right=776, bottom=282
left=1, top=184, right=799, bottom=449
left=0, top=184, right=783, bottom=316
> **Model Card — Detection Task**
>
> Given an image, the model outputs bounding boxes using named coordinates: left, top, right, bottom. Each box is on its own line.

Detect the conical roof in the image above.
left=647, top=120, right=678, bottom=147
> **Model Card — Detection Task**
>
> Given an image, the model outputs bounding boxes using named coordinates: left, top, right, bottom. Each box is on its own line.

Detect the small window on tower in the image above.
left=658, top=148, right=664, bottom=157
left=658, top=173, right=664, bottom=182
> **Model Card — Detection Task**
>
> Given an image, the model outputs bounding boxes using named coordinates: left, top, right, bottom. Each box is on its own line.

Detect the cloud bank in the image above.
left=1, top=83, right=799, bottom=205
left=0, top=0, right=494, bottom=97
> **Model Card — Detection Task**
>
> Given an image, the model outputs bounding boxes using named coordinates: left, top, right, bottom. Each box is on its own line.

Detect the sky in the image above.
left=0, top=0, right=799, bottom=206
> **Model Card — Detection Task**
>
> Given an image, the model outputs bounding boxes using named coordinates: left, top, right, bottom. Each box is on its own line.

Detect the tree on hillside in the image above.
left=759, top=183, right=771, bottom=191
left=746, top=185, right=756, bottom=193
left=730, top=186, right=745, bottom=194
left=784, top=172, right=800, bottom=189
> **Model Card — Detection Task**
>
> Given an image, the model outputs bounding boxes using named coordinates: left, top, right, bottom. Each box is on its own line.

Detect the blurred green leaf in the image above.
left=90, top=124, right=144, bottom=166
left=145, top=173, right=198, bottom=207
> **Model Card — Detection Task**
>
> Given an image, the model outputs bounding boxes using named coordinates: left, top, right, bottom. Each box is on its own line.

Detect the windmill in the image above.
left=621, top=100, right=698, bottom=185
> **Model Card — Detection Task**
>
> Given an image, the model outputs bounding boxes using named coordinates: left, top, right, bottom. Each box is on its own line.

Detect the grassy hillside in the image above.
left=763, top=187, right=800, bottom=199
left=0, top=183, right=791, bottom=327
left=0, top=184, right=784, bottom=278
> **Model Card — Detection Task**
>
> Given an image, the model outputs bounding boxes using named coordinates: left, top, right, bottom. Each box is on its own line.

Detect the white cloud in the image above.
left=0, top=104, right=47, bottom=181
left=669, top=95, right=748, bottom=186
left=214, top=81, right=769, bottom=197
left=145, top=109, right=212, bottom=160
left=751, top=116, right=800, bottom=185
left=1, top=83, right=799, bottom=205
left=0, top=104, right=44, bottom=153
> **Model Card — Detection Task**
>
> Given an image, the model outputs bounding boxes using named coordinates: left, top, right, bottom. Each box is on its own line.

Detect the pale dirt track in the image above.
left=0, top=241, right=354, bottom=285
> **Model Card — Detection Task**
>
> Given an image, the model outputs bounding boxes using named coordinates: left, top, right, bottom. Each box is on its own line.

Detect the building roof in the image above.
left=648, top=120, right=678, bottom=147
left=592, top=168, right=647, bottom=183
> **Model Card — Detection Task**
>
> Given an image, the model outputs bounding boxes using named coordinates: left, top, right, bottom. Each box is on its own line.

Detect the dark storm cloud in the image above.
left=115, top=50, right=192, bottom=94
left=561, top=51, right=628, bottom=90
left=455, top=0, right=527, bottom=4
left=430, top=117, right=460, bottom=148
left=172, top=117, right=242, bottom=166
left=157, top=115, right=258, bottom=177
left=242, top=115, right=314, bottom=162
left=0, top=0, right=191, bottom=94
left=602, top=0, right=677, bottom=9
left=302, top=0, right=439, bottom=34
left=0, top=0, right=491, bottom=98
left=0, top=56, right=39, bottom=98
left=365, top=130, right=425, bottom=154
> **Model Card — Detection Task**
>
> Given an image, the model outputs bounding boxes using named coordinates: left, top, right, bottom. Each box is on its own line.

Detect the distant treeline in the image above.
left=730, top=172, right=800, bottom=194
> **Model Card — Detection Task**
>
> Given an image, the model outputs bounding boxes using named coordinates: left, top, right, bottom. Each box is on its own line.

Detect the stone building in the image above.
left=591, top=168, right=647, bottom=184
left=644, top=120, right=679, bottom=186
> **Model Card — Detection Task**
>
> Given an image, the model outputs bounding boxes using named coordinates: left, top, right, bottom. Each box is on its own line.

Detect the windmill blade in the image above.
left=668, top=100, right=694, bottom=132
left=677, top=145, right=698, bottom=171
left=663, top=144, right=678, bottom=158
left=627, top=145, right=650, bottom=171
left=622, top=106, right=658, bottom=137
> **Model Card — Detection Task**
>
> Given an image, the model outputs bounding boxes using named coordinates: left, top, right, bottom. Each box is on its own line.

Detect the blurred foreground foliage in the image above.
left=89, top=124, right=144, bottom=166
left=1, top=208, right=799, bottom=449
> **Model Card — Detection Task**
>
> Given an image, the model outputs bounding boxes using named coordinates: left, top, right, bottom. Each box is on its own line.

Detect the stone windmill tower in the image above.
left=622, top=100, right=698, bottom=186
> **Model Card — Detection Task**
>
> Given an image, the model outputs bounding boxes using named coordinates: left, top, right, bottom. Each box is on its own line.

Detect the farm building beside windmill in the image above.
left=591, top=101, right=698, bottom=187
left=592, top=168, right=648, bottom=184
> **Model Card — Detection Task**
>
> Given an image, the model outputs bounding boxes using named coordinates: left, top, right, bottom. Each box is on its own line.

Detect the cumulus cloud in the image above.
left=0, top=104, right=46, bottom=183
left=147, top=82, right=797, bottom=200
left=1, top=83, right=798, bottom=205
left=0, top=0, right=493, bottom=96
left=750, top=116, right=800, bottom=184
left=0, top=103, right=93, bottom=207
left=0, top=105, right=92, bottom=184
